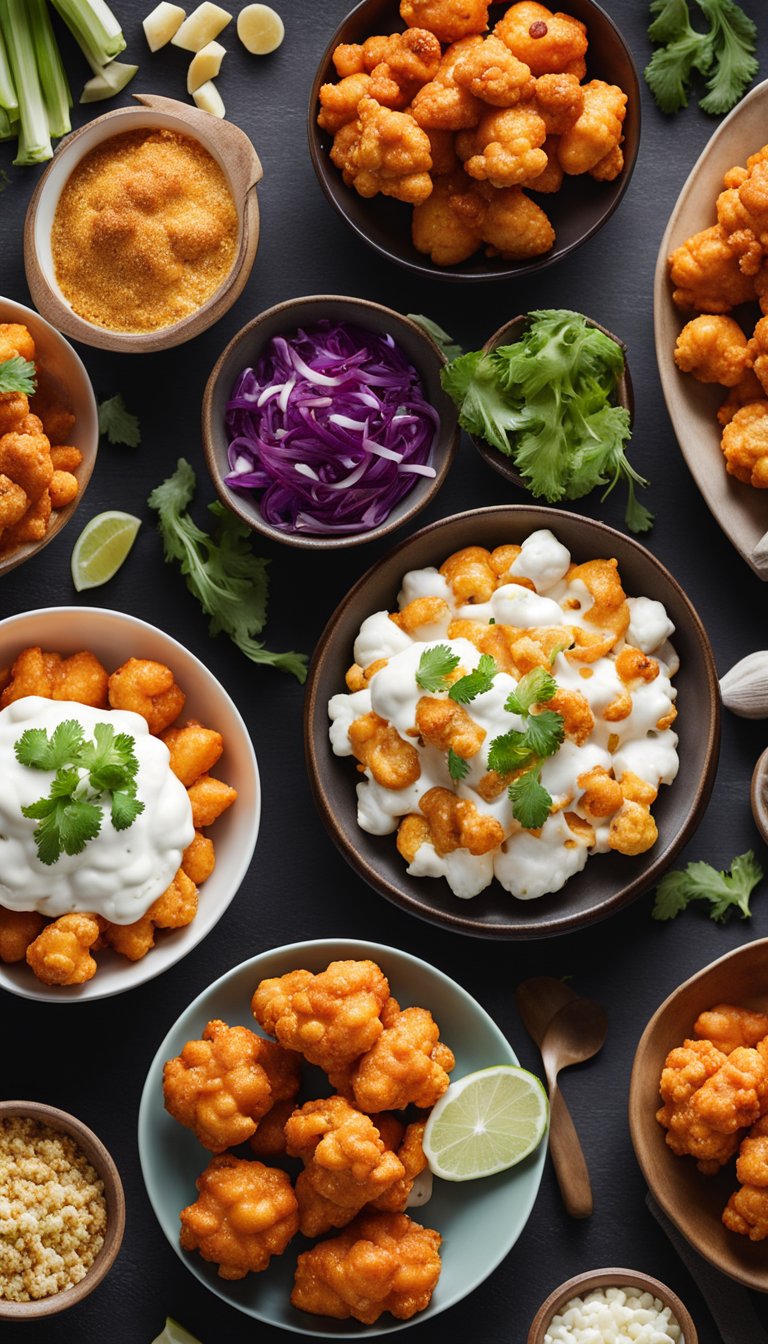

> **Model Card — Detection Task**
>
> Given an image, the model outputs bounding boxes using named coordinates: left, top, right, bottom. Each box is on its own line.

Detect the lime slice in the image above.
left=151, top=1319, right=201, bottom=1344
left=422, top=1064, right=548, bottom=1181
left=70, top=511, right=141, bottom=591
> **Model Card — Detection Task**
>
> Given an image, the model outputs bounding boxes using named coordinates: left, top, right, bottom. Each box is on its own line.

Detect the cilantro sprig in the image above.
left=488, top=669, right=565, bottom=830
left=15, top=720, right=144, bottom=866
left=447, top=747, right=469, bottom=782
left=644, top=0, right=757, bottom=116
left=0, top=356, right=37, bottom=396
left=416, top=644, right=460, bottom=693
left=448, top=654, right=498, bottom=704
left=652, top=851, right=763, bottom=922
left=98, top=394, right=141, bottom=447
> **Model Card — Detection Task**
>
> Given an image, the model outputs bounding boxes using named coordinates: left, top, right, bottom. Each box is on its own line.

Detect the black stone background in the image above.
left=2, top=0, right=768, bottom=1339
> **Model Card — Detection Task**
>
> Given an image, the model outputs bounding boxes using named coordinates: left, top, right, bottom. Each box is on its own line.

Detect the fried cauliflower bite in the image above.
left=340, top=998, right=455, bottom=1113
left=722, top=1184, right=768, bottom=1241
left=26, top=913, right=102, bottom=986
left=721, top=400, right=768, bottom=487
left=186, top=774, right=237, bottom=827
left=691, top=1047, right=768, bottom=1133
left=669, top=225, right=756, bottom=313
left=412, top=170, right=483, bottom=265
left=656, top=1039, right=742, bottom=1172
left=694, top=1005, right=768, bottom=1056
left=163, top=1018, right=300, bottom=1152
left=534, top=72, right=583, bottom=135
left=0, top=392, right=28, bottom=438
left=400, top=0, right=489, bottom=43
left=367, top=29, right=442, bottom=109
left=564, top=558, right=629, bottom=662
left=659, top=1038, right=728, bottom=1107
left=49, top=444, right=82, bottom=473
left=469, top=184, right=556, bottom=258
left=607, top=800, right=658, bottom=856
left=101, top=870, right=198, bottom=961
left=460, top=104, right=548, bottom=187
left=415, top=695, right=486, bottom=756
left=0, top=646, right=108, bottom=709
left=28, top=391, right=75, bottom=448
left=249, top=1098, right=295, bottom=1160
left=576, top=765, right=623, bottom=818
left=419, top=785, right=505, bottom=856
left=179, top=1154, right=299, bottom=1280
left=291, top=1211, right=442, bottom=1324
left=252, top=959, right=391, bottom=1073
left=0, top=428, right=53, bottom=503
left=524, top=135, right=563, bottom=192
left=557, top=79, right=625, bottom=177
left=0, top=907, right=45, bottom=963
left=317, top=72, right=372, bottom=133
left=182, top=830, right=216, bottom=884
left=369, top=1121, right=428, bottom=1213
left=1, top=490, right=52, bottom=548
left=674, top=315, right=752, bottom=387
left=736, top=1114, right=768, bottom=1187
left=285, top=1097, right=406, bottom=1237
left=348, top=711, right=421, bottom=789
left=48, top=470, right=78, bottom=509
left=108, top=657, right=185, bottom=733
left=0, top=474, right=28, bottom=528
left=715, top=186, right=766, bottom=276
left=717, top=371, right=765, bottom=425
left=161, top=721, right=224, bottom=787
left=0, top=323, right=34, bottom=362
left=748, top=314, right=768, bottom=394
left=452, top=33, right=534, bottom=106
left=338, top=98, right=434, bottom=204
left=332, top=35, right=390, bottom=78
left=440, top=544, right=496, bottom=602
left=494, top=2, right=587, bottom=76
left=410, top=37, right=484, bottom=131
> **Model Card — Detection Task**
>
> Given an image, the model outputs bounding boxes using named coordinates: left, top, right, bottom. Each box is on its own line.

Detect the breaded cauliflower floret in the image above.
left=182, top=829, right=216, bottom=884
left=186, top=774, right=237, bottom=827
left=674, top=315, right=751, bottom=386
left=527, top=135, right=564, bottom=193
left=549, top=687, right=594, bottom=745
left=285, top=1097, right=406, bottom=1237
left=108, top=657, right=185, bottom=733
left=0, top=907, right=45, bottom=963
left=722, top=1184, right=768, bottom=1241
left=180, top=1154, right=299, bottom=1279
left=0, top=429, right=53, bottom=503
left=452, top=33, right=534, bottom=106
left=0, top=473, right=28, bottom=528
left=659, top=1039, right=729, bottom=1108
left=162, top=721, right=224, bottom=787
left=694, top=1004, right=768, bottom=1056
left=690, top=1046, right=768, bottom=1133
left=249, top=1098, right=295, bottom=1160
left=332, top=35, right=390, bottom=78
left=0, top=391, right=28, bottom=436
left=736, top=1114, right=768, bottom=1188
left=348, top=711, right=421, bottom=789
left=26, top=912, right=102, bottom=986
left=748, top=314, right=768, bottom=393
left=368, top=29, right=442, bottom=109
left=415, top=695, right=486, bottom=757
left=0, top=646, right=108, bottom=708
left=48, top=470, right=78, bottom=509
left=607, top=800, right=658, bottom=856
left=410, top=37, right=484, bottom=131
left=317, top=73, right=371, bottom=134
left=717, top=371, right=765, bottom=425
left=0, top=322, right=35, bottom=362
left=369, top=1120, right=428, bottom=1212
left=420, top=785, right=504, bottom=855
left=101, top=868, right=198, bottom=961
left=338, top=998, right=455, bottom=1112
left=332, top=97, right=434, bottom=204
left=576, top=766, right=623, bottom=818
left=721, top=400, right=768, bottom=487
left=252, top=959, right=391, bottom=1072
left=400, top=0, right=489, bottom=44
left=440, top=544, right=496, bottom=601
left=291, top=1211, right=442, bottom=1324
left=557, top=79, right=626, bottom=177
left=494, top=2, right=587, bottom=77
left=668, top=225, right=756, bottom=313
left=163, top=1018, right=301, bottom=1152
left=461, top=104, right=548, bottom=187
left=534, top=72, right=583, bottom=135
left=475, top=185, right=555, bottom=258
left=656, top=1039, right=740, bottom=1173
left=564, top=558, right=629, bottom=661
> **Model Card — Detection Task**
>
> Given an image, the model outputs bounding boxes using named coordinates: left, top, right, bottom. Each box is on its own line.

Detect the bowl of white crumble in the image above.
left=528, top=1268, right=698, bottom=1344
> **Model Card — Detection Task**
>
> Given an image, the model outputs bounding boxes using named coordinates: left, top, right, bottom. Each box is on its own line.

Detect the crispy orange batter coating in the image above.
left=285, top=1097, right=406, bottom=1237
left=0, top=907, right=45, bottom=963
left=332, top=97, right=434, bottom=204
left=339, top=998, right=455, bottom=1112
left=415, top=695, right=486, bottom=756
left=440, top=544, right=496, bottom=602
left=419, top=785, right=504, bottom=855
left=249, top=1098, right=295, bottom=1160
left=291, top=1211, right=442, bottom=1324
left=690, top=1047, right=768, bottom=1133
left=163, top=1018, right=300, bottom=1152
left=722, top=1184, right=768, bottom=1241
left=108, top=657, right=185, bottom=733
left=576, top=766, right=623, bottom=818
left=494, top=2, right=587, bottom=76
left=26, top=913, right=102, bottom=986
left=534, top=72, right=583, bottom=134
left=564, top=558, right=629, bottom=661
left=735, top=1114, right=768, bottom=1187
left=100, top=868, right=198, bottom=961
left=369, top=1120, right=428, bottom=1212
left=674, top=315, right=752, bottom=387
left=607, top=800, right=658, bottom=856
left=318, top=72, right=372, bottom=133
left=412, top=170, right=483, bottom=263
left=748, top=314, right=768, bottom=394
left=368, top=29, right=442, bottom=108
left=348, top=711, right=421, bottom=789
left=186, top=774, right=238, bottom=827
left=252, top=959, right=390, bottom=1072
left=718, top=371, right=766, bottom=425
left=694, top=1004, right=768, bottom=1056
left=400, top=0, right=489, bottom=43
left=182, top=829, right=216, bottom=884
left=162, top=721, right=224, bottom=787
left=669, top=226, right=756, bottom=313
left=333, top=35, right=390, bottom=77
left=460, top=104, right=548, bottom=187
left=179, top=1154, right=299, bottom=1279
left=721, top=401, right=768, bottom=487
left=411, top=37, right=484, bottom=131
left=453, top=33, right=534, bottom=106
left=656, top=1038, right=742, bottom=1173
left=467, top=184, right=555, bottom=256
left=527, top=135, right=563, bottom=192
left=557, top=79, right=625, bottom=176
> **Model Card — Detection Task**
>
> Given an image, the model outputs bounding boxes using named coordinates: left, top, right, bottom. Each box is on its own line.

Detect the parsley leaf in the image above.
left=652, top=850, right=763, bottom=922
left=98, top=394, right=141, bottom=447
left=0, top=356, right=37, bottom=396
left=505, top=667, right=558, bottom=714
left=448, top=654, right=498, bottom=704
left=447, top=747, right=469, bottom=781
left=148, top=459, right=307, bottom=682
left=440, top=351, right=520, bottom=455
left=697, top=0, right=757, bottom=114
left=407, top=314, right=463, bottom=362
left=508, top=768, right=552, bottom=830
left=644, top=0, right=757, bottom=116
left=416, top=644, right=461, bottom=692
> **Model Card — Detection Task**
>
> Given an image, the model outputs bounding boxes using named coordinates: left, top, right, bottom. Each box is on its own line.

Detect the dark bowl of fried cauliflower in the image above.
left=308, top=0, right=641, bottom=281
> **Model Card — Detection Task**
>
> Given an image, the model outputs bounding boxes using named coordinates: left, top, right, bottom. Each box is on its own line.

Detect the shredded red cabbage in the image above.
left=224, top=320, right=439, bottom=535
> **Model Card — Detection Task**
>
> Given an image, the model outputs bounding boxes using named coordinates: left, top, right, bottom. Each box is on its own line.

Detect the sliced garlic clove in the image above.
left=187, top=40, right=226, bottom=93
left=172, top=1, right=231, bottom=52
left=193, top=79, right=225, bottom=117
left=143, top=2, right=186, bottom=51
left=720, top=650, right=768, bottom=718
left=237, top=3, right=284, bottom=55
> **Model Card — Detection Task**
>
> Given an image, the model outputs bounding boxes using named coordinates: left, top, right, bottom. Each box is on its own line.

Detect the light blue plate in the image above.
left=137, top=938, right=547, bottom=1336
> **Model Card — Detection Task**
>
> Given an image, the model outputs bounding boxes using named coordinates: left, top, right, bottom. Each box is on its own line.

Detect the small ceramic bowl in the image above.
left=202, top=295, right=459, bottom=550
left=0, top=296, right=98, bottom=580
left=629, top=938, right=768, bottom=1293
left=750, top=746, right=768, bottom=845
left=527, top=1268, right=698, bottom=1344
left=469, top=312, right=634, bottom=489
left=308, top=0, right=641, bottom=282
left=0, top=606, right=260, bottom=1002
left=0, top=1099, right=125, bottom=1321
left=138, top=937, right=548, bottom=1335
left=304, top=504, right=720, bottom=939
left=24, top=94, right=262, bottom=353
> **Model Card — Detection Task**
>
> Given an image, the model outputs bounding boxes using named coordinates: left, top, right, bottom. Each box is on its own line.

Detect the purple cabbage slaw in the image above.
left=224, top=320, right=439, bottom=535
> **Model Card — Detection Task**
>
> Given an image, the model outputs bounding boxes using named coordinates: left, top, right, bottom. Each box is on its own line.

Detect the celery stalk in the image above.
left=81, top=59, right=138, bottom=102
left=0, top=0, right=51, bottom=165
left=49, top=0, right=126, bottom=69
left=28, top=0, right=71, bottom=138
left=0, top=23, right=18, bottom=123
left=0, top=106, right=16, bottom=140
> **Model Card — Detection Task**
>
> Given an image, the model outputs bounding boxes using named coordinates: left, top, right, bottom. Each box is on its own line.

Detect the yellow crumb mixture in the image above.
left=0, top=1117, right=107, bottom=1302
left=51, top=128, right=238, bottom=333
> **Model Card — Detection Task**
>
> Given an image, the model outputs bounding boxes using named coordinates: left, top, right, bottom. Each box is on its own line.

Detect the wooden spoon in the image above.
left=516, top=978, right=596, bottom=1220
left=540, top=998, right=608, bottom=1219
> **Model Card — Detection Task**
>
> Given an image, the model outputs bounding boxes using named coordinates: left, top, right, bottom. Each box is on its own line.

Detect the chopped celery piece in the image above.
left=81, top=58, right=138, bottom=102
left=0, top=0, right=51, bottom=164
left=0, top=106, right=17, bottom=139
left=28, top=0, right=71, bottom=138
left=50, top=0, right=126, bottom=70
left=0, top=23, right=18, bottom=122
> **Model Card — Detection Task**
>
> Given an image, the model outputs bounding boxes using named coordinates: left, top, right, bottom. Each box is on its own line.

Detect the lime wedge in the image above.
left=70, top=511, right=141, bottom=591
left=422, top=1064, right=548, bottom=1181
left=151, top=1319, right=201, bottom=1344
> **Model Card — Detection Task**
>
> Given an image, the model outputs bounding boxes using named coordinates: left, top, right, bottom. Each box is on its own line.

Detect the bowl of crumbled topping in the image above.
left=527, top=1268, right=698, bottom=1344
left=0, top=1100, right=125, bottom=1319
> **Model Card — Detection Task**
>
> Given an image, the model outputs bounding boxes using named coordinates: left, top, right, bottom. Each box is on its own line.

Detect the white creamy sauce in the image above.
left=329, top=529, right=680, bottom=902
left=0, top=697, right=194, bottom=924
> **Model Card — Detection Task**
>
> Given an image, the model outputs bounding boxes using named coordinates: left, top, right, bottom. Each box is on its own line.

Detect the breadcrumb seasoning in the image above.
left=51, top=129, right=238, bottom=334
left=0, top=1117, right=107, bottom=1302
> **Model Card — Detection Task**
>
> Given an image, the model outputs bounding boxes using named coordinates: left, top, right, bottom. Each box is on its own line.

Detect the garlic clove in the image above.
left=720, top=650, right=768, bottom=718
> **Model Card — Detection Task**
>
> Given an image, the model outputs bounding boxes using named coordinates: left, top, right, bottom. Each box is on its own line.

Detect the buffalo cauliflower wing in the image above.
left=460, top=104, right=548, bottom=187
left=368, top=1120, right=429, bottom=1212
left=452, top=33, right=534, bottom=106
left=334, top=998, right=455, bottom=1112
left=694, top=1004, right=768, bottom=1056
left=690, top=1046, right=768, bottom=1133
left=368, top=29, right=442, bottom=109
left=736, top=1114, right=768, bottom=1188
left=252, top=958, right=390, bottom=1073
left=722, top=1184, right=768, bottom=1241
left=400, top=0, right=489, bottom=44
left=331, top=97, right=434, bottom=204
left=26, top=912, right=103, bottom=986
left=108, top=657, right=185, bottom=734
left=668, top=225, right=756, bottom=313
left=674, top=315, right=752, bottom=387
left=494, top=2, right=587, bottom=77
left=721, top=400, right=768, bottom=487
left=656, top=1039, right=739, bottom=1173
left=179, top=1154, right=299, bottom=1279
left=410, top=37, right=484, bottom=131
left=557, top=79, right=625, bottom=177
left=0, top=646, right=109, bottom=709
left=0, top=907, right=45, bottom=963
left=411, top=170, right=483, bottom=264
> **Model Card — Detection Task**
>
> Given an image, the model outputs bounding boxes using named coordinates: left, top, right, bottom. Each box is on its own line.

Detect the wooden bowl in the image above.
left=0, top=1100, right=125, bottom=1320
left=469, top=312, right=634, bottom=489
left=304, top=504, right=721, bottom=939
left=527, top=1268, right=698, bottom=1343
left=629, top=939, right=768, bottom=1293
left=23, top=94, right=262, bottom=353
left=0, top=296, right=97, bottom=580
left=307, top=0, right=641, bottom=282
left=654, top=77, right=768, bottom=580
left=750, top=746, right=768, bottom=845
left=202, top=295, right=459, bottom=549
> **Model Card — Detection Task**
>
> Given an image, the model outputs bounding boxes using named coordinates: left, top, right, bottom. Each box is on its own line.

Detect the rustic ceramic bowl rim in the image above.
left=201, top=293, right=460, bottom=550
left=750, top=746, right=768, bottom=845
left=526, top=1266, right=699, bottom=1343
left=0, top=1099, right=125, bottom=1320
left=306, top=0, right=642, bottom=283
left=304, top=503, right=721, bottom=939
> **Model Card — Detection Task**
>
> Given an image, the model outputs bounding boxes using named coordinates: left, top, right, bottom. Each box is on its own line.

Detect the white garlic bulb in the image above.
left=720, top=651, right=768, bottom=718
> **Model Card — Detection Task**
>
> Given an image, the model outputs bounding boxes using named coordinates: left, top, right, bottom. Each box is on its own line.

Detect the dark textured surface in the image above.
left=2, top=1, right=768, bottom=1340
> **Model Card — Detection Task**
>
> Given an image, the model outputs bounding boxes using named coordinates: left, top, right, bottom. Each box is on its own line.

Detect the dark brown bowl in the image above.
left=470, top=312, right=634, bottom=489
left=202, top=295, right=459, bottom=550
left=629, top=940, right=768, bottom=1293
left=307, top=0, right=641, bottom=282
left=527, top=1268, right=699, bottom=1343
left=0, top=1101, right=125, bottom=1319
left=304, top=504, right=720, bottom=939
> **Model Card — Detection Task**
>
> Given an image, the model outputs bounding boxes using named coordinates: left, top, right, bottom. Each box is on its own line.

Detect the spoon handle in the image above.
left=547, top=1085, right=593, bottom=1220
